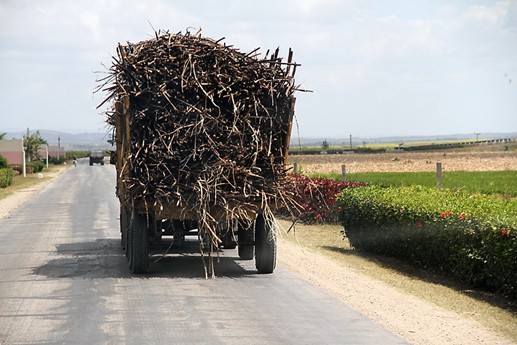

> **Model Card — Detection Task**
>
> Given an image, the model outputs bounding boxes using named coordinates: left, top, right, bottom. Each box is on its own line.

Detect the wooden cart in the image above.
left=113, top=96, right=295, bottom=274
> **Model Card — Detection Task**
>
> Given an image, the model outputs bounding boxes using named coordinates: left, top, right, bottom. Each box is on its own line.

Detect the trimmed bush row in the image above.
left=27, top=161, right=45, bottom=173
left=278, top=174, right=368, bottom=223
left=49, top=157, right=66, bottom=165
left=0, top=168, right=14, bottom=188
left=11, top=161, right=46, bottom=175
left=0, top=155, right=8, bottom=169
left=336, top=186, right=517, bottom=298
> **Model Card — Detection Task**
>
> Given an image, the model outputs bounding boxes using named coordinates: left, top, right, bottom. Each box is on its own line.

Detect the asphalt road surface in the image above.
left=0, top=159, right=408, bottom=344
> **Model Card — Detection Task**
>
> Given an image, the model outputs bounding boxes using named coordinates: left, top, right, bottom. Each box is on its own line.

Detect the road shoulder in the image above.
left=276, top=220, right=516, bottom=345
left=0, top=166, right=68, bottom=219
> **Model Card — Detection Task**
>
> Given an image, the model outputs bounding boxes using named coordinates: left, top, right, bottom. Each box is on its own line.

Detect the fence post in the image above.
left=436, top=162, right=442, bottom=190
left=341, top=164, right=347, bottom=181
left=293, top=162, right=298, bottom=174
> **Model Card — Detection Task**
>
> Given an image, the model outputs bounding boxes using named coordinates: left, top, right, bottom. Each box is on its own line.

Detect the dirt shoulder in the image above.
left=0, top=166, right=68, bottom=219
left=276, top=220, right=517, bottom=345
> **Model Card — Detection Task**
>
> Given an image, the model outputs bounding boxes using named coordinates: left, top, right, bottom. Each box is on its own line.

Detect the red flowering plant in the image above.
left=276, top=174, right=368, bottom=224
left=336, top=185, right=517, bottom=298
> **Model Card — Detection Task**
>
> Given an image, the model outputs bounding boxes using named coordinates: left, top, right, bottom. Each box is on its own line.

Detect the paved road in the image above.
left=0, top=159, right=408, bottom=344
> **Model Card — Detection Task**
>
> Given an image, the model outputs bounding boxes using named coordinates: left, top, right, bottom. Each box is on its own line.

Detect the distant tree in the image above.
left=24, top=131, right=47, bottom=162
left=0, top=133, right=6, bottom=140
left=321, top=139, right=329, bottom=151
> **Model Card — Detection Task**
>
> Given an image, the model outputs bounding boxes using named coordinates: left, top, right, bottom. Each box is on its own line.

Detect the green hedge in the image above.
left=336, top=186, right=517, bottom=298
left=26, top=161, right=45, bottom=173
left=0, top=155, right=8, bottom=169
left=49, top=157, right=66, bottom=165
left=0, top=168, right=14, bottom=188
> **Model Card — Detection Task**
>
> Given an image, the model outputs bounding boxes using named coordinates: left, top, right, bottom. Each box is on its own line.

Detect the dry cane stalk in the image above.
left=97, top=29, right=303, bottom=275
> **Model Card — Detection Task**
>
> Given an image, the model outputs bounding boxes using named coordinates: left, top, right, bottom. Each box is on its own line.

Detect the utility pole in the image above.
left=349, top=134, right=353, bottom=150
left=58, top=136, right=61, bottom=160
left=24, top=128, right=29, bottom=172
left=474, top=132, right=480, bottom=142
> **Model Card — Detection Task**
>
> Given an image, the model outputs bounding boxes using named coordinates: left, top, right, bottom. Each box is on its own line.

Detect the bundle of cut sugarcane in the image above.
left=98, top=30, right=300, bottom=250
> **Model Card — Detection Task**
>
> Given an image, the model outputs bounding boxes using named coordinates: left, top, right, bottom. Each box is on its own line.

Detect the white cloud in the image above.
left=349, top=16, right=446, bottom=60
left=507, top=0, right=517, bottom=29
left=0, top=49, right=23, bottom=60
left=283, top=0, right=351, bottom=17
left=408, top=19, right=444, bottom=54
left=81, top=12, right=102, bottom=43
left=464, top=1, right=511, bottom=25
left=318, top=65, right=362, bottom=89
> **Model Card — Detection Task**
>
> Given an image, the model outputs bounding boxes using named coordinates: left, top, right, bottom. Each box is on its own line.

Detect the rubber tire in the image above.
left=238, top=225, right=254, bottom=260
left=172, top=220, right=186, bottom=247
left=120, top=206, right=129, bottom=255
left=255, top=214, right=276, bottom=274
left=129, top=209, right=149, bottom=274
left=223, top=231, right=237, bottom=250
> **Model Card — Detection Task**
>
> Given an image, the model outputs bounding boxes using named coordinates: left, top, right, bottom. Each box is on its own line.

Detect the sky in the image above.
left=1, top=0, right=516, bottom=139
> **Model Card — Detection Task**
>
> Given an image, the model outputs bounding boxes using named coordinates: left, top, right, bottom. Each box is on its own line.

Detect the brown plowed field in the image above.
left=288, top=147, right=517, bottom=174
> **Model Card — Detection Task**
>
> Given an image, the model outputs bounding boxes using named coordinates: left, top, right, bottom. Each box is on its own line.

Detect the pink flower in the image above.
left=417, top=221, right=423, bottom=228
left=460, top=213, right=466, bottom=220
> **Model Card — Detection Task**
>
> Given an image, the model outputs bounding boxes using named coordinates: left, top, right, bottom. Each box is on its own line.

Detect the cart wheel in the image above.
left=129, top=209, right=149, bottom=273
left=172, top=220, right=186, bottom=247
left=120, top=206, right=129, bottom=256
left=238, top=224, right=254, bottom=260
left=223, top=230, right=237, bottom=249
left=255, top=214, right=276, bottom=273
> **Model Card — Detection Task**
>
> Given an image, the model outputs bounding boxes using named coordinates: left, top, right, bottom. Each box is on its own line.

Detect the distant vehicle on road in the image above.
left=89, top=150, right=104, bottom=166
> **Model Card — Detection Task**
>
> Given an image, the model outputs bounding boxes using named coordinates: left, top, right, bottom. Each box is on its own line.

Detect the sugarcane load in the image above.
left=97, top=30, right=301, bottom=275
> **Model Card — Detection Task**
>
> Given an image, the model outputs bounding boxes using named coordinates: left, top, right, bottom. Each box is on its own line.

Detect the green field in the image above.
left=293, top=138, right=479, bottom=151
left=290, top=139, right=517, bottom=154
left=308, top=171, right=517, bottom=197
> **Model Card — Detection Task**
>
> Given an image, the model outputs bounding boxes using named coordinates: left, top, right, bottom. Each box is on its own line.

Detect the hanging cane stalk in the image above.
left=97, top=29, right=303, bottom=273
